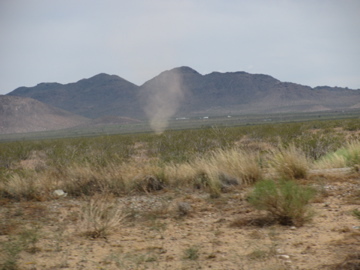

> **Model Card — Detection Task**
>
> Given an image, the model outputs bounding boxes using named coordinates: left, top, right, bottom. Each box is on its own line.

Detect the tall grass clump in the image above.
left=315, top=140, right=360, bottom=169
left=57, top=160, right=169, bottom=196
left=270, top=144, right=309, bottom=179
left=207, top=148, right=263, bottom=185
left=247, top=179, right=316, bottom=226
left=161, top=148, right=263, bottom=198
left=0, top=171, right=52, bottom=201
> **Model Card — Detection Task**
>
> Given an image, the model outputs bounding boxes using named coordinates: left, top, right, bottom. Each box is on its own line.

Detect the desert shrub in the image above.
left=170, top=148, right=263, bottom=197
left=338, top=141, right=360, bottom=166
left=352, top=209, right=360, bottom=220
left=293, top=132, right=344, bottom=160
left=0, top=171, right=48, bottom=201
left=208, top=148, right=263, bottom=185
left=133, top=175, right=166, bottom=193
left=80, top=194, right=127, bottom=238
left=344, top=119, right=360, bottom=131
left=247, top=179, right=316, bottom=226
left=314, top=153, right=347, bottom=169
left=145, top=128, right=237, bottom=163
left=316, top=140, right=360, bottom=169
left=270, top=144, right=309, bottom=179
left=192, top=168, right=222, bottom=198
left=183, top=246, right=200, bottom=260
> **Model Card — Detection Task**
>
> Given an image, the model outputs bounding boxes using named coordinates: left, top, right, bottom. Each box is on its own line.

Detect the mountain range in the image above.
left=2, top=66, right=360, bottom=134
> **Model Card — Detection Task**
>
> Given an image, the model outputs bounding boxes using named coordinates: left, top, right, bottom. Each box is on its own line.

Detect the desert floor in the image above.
left=1, top=169, right=360, bottom=270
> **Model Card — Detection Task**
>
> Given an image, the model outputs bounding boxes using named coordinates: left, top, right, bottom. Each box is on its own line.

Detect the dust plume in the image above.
left=142, top=69, right=186, bottom=134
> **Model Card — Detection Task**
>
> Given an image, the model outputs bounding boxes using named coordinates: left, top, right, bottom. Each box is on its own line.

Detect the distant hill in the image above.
left=7, top=67, right=360, bottom=120
left=0, top=95, right=89, bottom=134
left=8, top=73, right=141, bottom=118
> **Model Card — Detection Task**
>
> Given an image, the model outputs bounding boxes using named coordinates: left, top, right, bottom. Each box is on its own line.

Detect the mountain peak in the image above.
left=170, top=66, right=200, bottom=74
left=77, top=73, right=122, bottom=83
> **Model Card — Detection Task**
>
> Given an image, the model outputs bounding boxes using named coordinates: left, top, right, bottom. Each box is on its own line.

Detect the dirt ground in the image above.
left=1, top=170, right=360, bottom=270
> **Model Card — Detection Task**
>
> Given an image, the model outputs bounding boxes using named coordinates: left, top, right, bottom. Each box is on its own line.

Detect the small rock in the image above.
left=53, top=189, right=67, bottom=197
left=290, top=226, right=297, bottom=230
left=177, top=202, right=192, bottom=216
left=278, top=254, right=290, bottom=260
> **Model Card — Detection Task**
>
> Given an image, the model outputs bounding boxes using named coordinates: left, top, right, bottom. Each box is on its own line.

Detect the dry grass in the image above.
left=80, top=194, right=127, bottom=238
left=207, top=148, right=263, bottom=185
left=0, top=172, right=51, bottom=201
left=314, top=153, right=347, bottom=169
left=1, top=123, right=360, bottom=269
left=270, top=144, right=310, bottom=179
left=315, top=140, right=360, bottom=170
left=162, top=148, right=263, bottom=197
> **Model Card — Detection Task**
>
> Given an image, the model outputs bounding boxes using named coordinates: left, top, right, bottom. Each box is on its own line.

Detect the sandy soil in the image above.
left=1, top=171, right=359, bottom=270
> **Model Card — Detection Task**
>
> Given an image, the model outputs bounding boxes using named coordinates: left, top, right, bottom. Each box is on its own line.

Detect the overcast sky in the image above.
left=1, top=0, right=360, bottom=95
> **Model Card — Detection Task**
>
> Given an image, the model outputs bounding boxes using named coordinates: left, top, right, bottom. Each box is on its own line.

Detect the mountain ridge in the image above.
left=6, top=66, right=360, bottom=121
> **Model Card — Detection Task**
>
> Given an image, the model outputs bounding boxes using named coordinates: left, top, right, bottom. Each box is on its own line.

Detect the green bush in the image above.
left=247, top=179, right=316, bottom=226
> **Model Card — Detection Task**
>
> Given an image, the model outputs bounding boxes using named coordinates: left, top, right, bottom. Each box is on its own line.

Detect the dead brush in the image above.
left=270, top=144, right=309, bottom=179
left=80, top=194, right=127, bottom=239
left=163, top=162, right=198, bottom=188
left=120, top=161, right=169, bottom=194
left=133, top=175, right=166, bottom=193
left=0, top=172, right=49, bottom=201
left=209, top=148, right=263, bottom=185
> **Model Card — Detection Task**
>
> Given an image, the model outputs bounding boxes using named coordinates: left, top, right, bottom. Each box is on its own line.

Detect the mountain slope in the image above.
left=7, top=67, right=360, bottom=119
left=139, top=67, right=360, bottom=116
left=8, top=73, right=141, bottom=118
left=0, top=95, right=89, bottom=134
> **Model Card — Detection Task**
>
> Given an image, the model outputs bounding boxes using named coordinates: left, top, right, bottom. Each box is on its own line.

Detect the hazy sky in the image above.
left=1, top=0, right=360, bottom=95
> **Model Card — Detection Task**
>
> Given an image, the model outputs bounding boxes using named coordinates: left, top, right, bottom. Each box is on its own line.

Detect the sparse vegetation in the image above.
left=247, top=179, right=316, bottom=226
left=80, top=194, right=127, bottom=238
left=183, top=245, right=200, bottom=260
left=0, top=118, right=359, bottom=269
left=0, top=228, right=41, bottom=270
left=353, top=209, right=360, bottom=220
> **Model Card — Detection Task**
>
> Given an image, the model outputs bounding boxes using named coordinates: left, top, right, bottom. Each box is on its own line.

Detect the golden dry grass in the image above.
left=270, top=144, right=310, bottom=179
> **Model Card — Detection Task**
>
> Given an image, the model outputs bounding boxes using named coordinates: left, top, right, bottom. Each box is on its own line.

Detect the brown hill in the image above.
left=0, top=95, right=89, bottom=134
